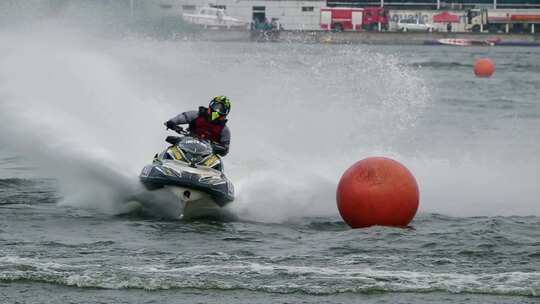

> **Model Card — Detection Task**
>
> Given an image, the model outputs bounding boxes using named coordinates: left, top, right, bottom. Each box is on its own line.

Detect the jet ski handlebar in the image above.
left=164, top=126, right=189, bottom=145
left=166, top=126, right=227, bottom=156
left=172, top=126, right=189, bottom=136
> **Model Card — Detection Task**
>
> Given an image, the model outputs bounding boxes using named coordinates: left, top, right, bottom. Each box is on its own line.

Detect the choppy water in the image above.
left=1, top=179, right=540, bottom=303
left=1, top=3, right=540, bottom=303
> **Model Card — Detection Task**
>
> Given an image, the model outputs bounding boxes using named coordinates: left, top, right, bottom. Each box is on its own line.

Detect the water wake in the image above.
left=4, top=10, right=536, bottom=220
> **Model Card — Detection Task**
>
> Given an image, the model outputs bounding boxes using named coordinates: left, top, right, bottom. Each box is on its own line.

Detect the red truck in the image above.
left=320, top=7, right=389, bottom=31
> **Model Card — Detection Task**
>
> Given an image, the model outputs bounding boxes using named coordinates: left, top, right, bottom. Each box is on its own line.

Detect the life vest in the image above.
left=188, top=107, right=227, bottom=143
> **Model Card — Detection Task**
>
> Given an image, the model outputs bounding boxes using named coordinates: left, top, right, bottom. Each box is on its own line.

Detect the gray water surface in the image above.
left=1, top=22, right=539, bottom=304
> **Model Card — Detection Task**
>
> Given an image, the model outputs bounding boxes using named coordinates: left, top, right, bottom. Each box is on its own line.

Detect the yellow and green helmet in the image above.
left=209, top=95, right=231, bottom=121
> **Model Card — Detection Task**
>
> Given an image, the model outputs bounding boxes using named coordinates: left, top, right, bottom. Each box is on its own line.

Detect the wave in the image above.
left=0, top=256, right=538, bottom=296
left=0, top=178, right=58, bottom=205
left=407, top=61, right=471, bottom=69
left=304, top=219, right=349, bottom=231
left=407, top=61, right=540, bottom=73
left=0, top=178, right=36, bottom=187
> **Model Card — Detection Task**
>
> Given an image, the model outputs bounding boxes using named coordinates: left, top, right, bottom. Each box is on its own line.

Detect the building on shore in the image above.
left=327, top=1, right=540, bottom=9
left=151, top=0, right=540, bottom=33
left=155, top=0, right=325, bottom=30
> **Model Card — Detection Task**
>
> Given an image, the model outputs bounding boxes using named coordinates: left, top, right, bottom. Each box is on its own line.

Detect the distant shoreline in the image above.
left=294, top=31, right=540, bottom=45
left=180, top=30, right=540, bottom=45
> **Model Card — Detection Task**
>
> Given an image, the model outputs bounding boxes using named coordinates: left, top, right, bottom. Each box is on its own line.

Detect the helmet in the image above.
left=209, top=95, right=231, bottom=121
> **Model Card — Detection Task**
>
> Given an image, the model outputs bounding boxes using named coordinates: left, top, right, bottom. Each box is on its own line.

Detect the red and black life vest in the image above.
left=188, top=107, right=227, bottom=143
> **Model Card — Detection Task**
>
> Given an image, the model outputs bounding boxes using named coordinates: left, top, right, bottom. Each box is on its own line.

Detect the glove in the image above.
left=165, top=120, right=176, bottom=130
left=212, top=143, right=227, bottom=156
left=165, top=136, right=181, bottom=145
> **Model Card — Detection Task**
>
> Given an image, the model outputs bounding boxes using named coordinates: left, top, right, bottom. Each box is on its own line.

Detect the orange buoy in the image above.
left=474, top=58, right=495, bottom=78
left=336, top=157, right=419, bottom=229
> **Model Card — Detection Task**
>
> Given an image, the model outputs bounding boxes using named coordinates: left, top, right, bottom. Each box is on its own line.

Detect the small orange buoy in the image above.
left=336, top=157, right=419, bottom=229
left=474, top=58, right=495, bottom=78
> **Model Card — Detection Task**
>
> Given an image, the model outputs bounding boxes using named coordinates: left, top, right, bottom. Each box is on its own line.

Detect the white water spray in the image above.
left=1, top=4, right=537, bottom=221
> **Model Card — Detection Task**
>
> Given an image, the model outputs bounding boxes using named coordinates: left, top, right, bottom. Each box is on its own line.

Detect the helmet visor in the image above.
left=210, top=101, right=229, bottom=116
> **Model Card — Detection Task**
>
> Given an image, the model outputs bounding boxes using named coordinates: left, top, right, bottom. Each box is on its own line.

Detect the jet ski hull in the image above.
left=131, top=185, right=234, bottom=220
left=140, top=164, right=234, bottom=207
left=166, top=186, right=235, bottom=219
left=139, top=133, right=234, bottom=219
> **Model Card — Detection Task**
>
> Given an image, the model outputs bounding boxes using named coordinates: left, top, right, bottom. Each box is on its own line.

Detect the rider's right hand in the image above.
left=165, top=120, right=176, bottom=130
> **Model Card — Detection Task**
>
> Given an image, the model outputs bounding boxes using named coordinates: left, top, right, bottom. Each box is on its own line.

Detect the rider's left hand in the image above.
left=165, top=120, right=176, bottom=130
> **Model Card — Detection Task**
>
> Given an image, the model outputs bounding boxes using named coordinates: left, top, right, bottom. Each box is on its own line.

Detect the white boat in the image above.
left=183, top=7, right=248, bottom=30
left=438, top=38, right=499, bottom=46
left=438, top=38, right=472, bottom=46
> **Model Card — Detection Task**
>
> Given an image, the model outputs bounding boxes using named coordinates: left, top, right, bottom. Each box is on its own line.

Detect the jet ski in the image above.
left=139, top=126, right=234, bottom=219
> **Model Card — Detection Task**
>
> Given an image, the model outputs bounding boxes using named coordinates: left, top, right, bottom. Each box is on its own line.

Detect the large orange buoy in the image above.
left=336, top=157, right=419, bottom=228
left=474, top=58, right=495, bottom=78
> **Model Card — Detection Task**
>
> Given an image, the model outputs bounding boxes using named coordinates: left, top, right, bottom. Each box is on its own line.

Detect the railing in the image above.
left=327, top=0, right=540, bottom=9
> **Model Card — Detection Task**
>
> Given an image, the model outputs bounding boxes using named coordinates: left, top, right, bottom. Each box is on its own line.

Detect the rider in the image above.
left=164, top=96, right=231, bottom=156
